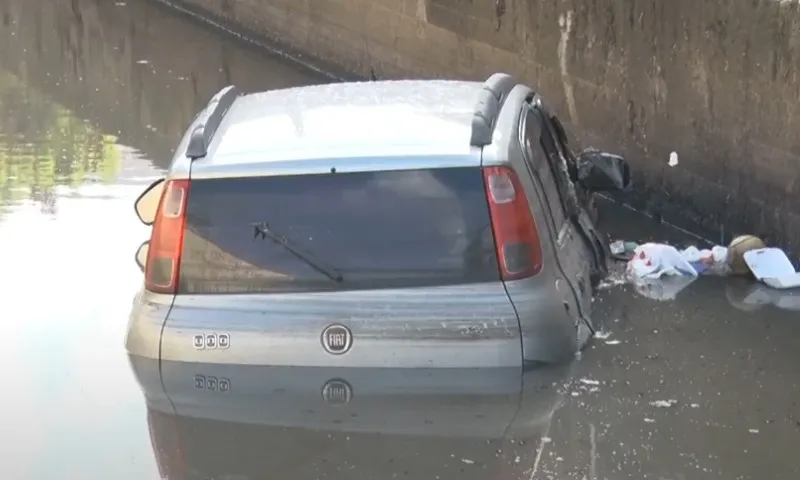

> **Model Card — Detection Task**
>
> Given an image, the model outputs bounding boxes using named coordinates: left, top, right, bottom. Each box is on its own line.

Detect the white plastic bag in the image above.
left=711, top=246, right=728, bottom=264
left=680, top=245, right=727, bottom=264
left=627, top=243, right=699, bottom=280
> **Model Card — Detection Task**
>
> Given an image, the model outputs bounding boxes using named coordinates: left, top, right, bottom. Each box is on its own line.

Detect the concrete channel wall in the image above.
left=155, top=0, right=800, bottom=249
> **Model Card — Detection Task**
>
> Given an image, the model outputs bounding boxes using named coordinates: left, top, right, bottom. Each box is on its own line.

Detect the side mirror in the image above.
left=135, top=241, right=149, bottom=272
left=134, top=178, right=165, bottom=225
left=576, top=149, right=631, bottom=192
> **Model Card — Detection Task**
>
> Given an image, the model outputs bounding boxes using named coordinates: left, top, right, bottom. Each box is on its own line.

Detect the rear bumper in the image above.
left=124, top=289, right=175, bottom=359
left=158, top=282, right=525, bottom=368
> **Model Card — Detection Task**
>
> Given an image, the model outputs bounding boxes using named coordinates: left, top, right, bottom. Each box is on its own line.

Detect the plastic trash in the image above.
left=627, top=243, right=699, bottom=279
left=626, top=242, right=730, bottom=281
left=743, top=248, right=800, bottom=290
left=680, top=245, right=727, bottom=264
left=610, top=240, right=625, bottom=255
left=763, top=276, right=800, bottom=289
left=610, top=240, right=638, bottom=256
left=691, top=261, right=711, bottom=275
left=727, top=235, right=766, bottom=276
left=712, top=246, right=728, bottom=262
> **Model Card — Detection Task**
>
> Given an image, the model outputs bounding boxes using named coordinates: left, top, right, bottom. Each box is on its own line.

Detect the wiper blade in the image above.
left=251, top=222, right=343, bottom=283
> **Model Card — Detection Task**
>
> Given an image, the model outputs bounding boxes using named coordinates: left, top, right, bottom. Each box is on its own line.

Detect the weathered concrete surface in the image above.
left=153, top=0, right=800, bottom=249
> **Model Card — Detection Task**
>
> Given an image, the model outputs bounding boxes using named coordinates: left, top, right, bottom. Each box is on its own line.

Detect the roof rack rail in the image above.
left=469, top=73, right=518, bottom=147
left=186, top=85, right=240, bottom=159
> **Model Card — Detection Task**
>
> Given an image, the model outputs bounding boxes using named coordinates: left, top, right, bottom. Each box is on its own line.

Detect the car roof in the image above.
left=196, top=80, right=487, bottom=167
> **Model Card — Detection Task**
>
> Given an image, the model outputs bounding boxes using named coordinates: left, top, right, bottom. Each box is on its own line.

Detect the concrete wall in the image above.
left=158, top=0, right=800, bottom=248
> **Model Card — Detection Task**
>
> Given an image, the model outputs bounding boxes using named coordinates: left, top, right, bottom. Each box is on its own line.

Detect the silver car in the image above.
left=126, top=73, right=630, bottom=368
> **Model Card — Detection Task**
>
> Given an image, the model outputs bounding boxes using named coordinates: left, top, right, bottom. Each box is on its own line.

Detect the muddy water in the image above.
left=0, top=0, right=797, bottom=479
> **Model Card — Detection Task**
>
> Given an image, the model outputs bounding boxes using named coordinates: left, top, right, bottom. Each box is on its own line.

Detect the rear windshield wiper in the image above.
left=251, top=222, right=344, bottom=283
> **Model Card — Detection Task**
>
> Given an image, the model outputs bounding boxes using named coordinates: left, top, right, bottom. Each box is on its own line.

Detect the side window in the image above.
left=548, top=113, right=579, bottom=183
left=538, top=114, right=569, bottom=181
left=521, top=108, right=568, bottom=227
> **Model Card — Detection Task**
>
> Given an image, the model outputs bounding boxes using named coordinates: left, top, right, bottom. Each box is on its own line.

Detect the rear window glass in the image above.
left=178, top=167, right=499, bottom=294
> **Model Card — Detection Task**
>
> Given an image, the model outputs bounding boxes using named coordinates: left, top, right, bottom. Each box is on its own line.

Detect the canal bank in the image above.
left=152, top=0, right=800, bottom=250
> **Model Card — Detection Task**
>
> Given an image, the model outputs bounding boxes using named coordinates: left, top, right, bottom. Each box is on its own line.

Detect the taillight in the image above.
left=145, top=179, right=189, bottom=294
left=482, top=166, right=543, bottom=280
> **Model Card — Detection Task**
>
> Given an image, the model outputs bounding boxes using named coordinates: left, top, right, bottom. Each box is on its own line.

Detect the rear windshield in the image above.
left=178, top=167, right=499, bottom=294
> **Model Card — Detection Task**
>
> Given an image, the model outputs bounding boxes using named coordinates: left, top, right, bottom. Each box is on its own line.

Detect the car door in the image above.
left=534, top=107, right=595, bottom=314
left=519, top=105, right=589, bottom=325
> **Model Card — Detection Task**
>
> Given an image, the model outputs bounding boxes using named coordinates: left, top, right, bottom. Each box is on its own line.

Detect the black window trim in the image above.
left=522, top=102, right=581, bottom=219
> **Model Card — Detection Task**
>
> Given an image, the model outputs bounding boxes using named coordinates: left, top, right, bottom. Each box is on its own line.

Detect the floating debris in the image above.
left=668, top=151, right=679, bottom=167
left=597, top=276, right=627, bottom=290
left=595, top=330, right=612, bottom=340
left=649, top=399, right=678, bottom=408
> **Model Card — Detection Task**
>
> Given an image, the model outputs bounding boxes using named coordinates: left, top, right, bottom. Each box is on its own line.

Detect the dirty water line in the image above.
left=597, top=193, right=714, bottom=245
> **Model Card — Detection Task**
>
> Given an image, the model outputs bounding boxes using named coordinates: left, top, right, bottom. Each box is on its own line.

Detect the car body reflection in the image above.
left=129, top=356, right=573, bottom=480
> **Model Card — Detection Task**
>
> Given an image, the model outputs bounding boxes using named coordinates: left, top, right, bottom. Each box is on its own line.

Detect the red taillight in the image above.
left=145, top=179, right=189, bottom=294
left=482, top=166, right=543, bottom=280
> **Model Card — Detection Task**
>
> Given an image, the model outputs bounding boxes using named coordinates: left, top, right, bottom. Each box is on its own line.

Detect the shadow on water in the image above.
left=0, top=0, right=797, bottom=478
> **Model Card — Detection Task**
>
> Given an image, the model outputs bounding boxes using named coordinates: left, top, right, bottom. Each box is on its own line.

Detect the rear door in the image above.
left=519, top=106, right=588, bottom=323
left=540, top=111, right=595, bottom=312
left=534, top=108, right=594, bottom=312
left=158, top=165, right=523, bottom=370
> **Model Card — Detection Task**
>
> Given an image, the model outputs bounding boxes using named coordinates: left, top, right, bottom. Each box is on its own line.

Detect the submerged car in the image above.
left=127, top=73, right=630, bottom=368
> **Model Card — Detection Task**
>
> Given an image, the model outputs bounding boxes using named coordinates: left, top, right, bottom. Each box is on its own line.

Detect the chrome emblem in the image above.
left=193, top=332, right=230, bottom=350
left=321, top=379, right=353, bottom=406
left=321, top=324, right=352, bottom=355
